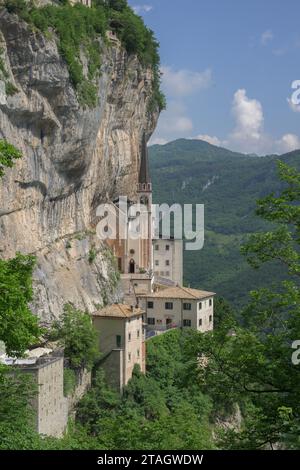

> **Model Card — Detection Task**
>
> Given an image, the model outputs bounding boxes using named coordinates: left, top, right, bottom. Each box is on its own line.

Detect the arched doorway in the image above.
left=129, top=259, right=135, bottom=274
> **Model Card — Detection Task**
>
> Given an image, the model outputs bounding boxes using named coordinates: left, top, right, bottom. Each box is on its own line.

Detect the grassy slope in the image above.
left=150, top=139, right=300, bottom=307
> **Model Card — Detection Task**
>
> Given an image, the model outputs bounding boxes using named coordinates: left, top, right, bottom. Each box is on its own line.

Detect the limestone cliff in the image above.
left=0, top=8, right=159, bottom=323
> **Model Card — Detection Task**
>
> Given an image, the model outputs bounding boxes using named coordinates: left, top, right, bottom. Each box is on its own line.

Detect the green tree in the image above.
left=0, top=365, right=42, bottom=450
left=107, top=0, right=128, bottom=12
left=185, top=161, right=300, bottom=449
left=0, top=139, right=22, bottom=178
left=0, top=254, right=40, bottom=357
left=50, top=303, right=99, bottom=371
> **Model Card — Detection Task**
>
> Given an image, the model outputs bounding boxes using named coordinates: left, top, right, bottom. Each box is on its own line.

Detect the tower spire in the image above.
left=138, top=133, right=152, bottom=192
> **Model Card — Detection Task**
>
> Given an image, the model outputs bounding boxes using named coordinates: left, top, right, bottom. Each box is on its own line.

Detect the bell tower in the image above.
left=137, top=133, right=153, bottom=271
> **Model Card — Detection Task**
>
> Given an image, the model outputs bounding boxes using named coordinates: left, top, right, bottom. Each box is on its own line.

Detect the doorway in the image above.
left=129, top=259, right=135, bottom=274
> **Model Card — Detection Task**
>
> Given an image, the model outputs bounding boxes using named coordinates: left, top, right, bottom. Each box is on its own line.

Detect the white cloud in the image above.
left=193, top=89, right=300, bottom=155
left=149, top=101, right=194, bottom=145
left=161, top=66, right=212, bottom=97
left=276, top=134, right=300, bottom=153
left=227, top=89, right=267, bottom=153
left=150, top=137, right=168, bottom=146
left=132, top=4, right=153, bottom=14
left=194, top=134, right=222, bottom=146
left=261, top=29, right=273, bottom=46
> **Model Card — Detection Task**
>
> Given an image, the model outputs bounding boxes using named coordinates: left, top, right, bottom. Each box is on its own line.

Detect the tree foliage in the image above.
left=49, top=303, right=99, bottom=371
left=75, top=331, right=214, bottom=450
left=3, top=0, right=165, bottom=110
left=0, top=253, right=40, bottom=357
left=0, top=139, right=22, bottom=178
left=184, top=161, right=300, bottom=449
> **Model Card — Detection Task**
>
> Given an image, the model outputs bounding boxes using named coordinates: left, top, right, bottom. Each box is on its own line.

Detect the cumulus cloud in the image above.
left=230, top=89, right=264, bottom=144
left=161, top=66, right=212, bottom=97
left=194, top=134, right=222, bottom=146
left=132, top=4, right=153, bottom=14
left=193, top=89, right=300, bottom=155
left=261, top=29, right=273, bottom=45
left=276, top=134, right=300, bottom=153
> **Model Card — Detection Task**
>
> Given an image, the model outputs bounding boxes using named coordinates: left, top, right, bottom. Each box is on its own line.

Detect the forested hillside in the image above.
left=150, top=139, right=300, bottom=306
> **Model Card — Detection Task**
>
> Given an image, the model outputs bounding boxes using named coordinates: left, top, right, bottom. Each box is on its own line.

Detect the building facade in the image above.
left=17, top=354, right=68, bottom=437
left=153, top=237, right=183, bottom=286
left=139, top=286, right=215, bottom=334
left=92, top=304, right=145, bottom=391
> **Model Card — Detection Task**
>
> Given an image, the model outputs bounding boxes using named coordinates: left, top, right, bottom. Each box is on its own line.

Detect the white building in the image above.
left=153, top=237, right=183, bottom=286
left=139, top=286, right=215, bottom=334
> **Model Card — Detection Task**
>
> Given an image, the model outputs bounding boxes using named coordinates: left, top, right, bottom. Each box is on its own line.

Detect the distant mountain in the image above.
left=149, top=139, right=300, bottom=308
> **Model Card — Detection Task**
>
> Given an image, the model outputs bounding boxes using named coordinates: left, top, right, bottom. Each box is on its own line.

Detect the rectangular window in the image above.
left=128, top=332, right=131, bottom=342
left=116, top=335, right=121, bottom=348
left=137, top=330, right=140, bottom=338
left=199, top=318, right=202, bottom=327
left=165, top=260, right=170, bottom=266
left=137, top=349, right=140, bottom=358
left=165, top=302, right=173, bottom=310
left=199, top=302, right=202, bottom=310
left=183, top=319, right=192, bottom=327
left=147, top=301, right=154, bottom=309
left=166, top=245, right=170, bottom=251
left=183, top=303, right=192, bottom=310
left=148, top=317, right=155, bottom=325
left=155, top=244, right=159, bottom=251
left=209, top=315, right=213, bottom=323
left=155, top=260, right=159, bottom=266
left=128, top=353, right=131, bottom=362
left=209, top=299, right=212, bottom=307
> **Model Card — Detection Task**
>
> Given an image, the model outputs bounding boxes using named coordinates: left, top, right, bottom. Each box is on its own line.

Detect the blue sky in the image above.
left=129, top=0, right=300, bottom=154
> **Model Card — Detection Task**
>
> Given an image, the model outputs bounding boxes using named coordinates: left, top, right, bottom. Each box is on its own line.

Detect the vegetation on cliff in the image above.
left=2, top=0, right=165, bottom=109
left=0, top=143, right=40, bottom=357
left=0, top=139, right=22, bottom=178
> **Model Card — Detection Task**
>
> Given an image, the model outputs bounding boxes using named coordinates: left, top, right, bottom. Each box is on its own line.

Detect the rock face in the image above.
left=0, top=9, right=159, bottom=323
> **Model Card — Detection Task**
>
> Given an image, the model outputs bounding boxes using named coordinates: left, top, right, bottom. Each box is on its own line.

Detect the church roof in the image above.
left=145, top=286, right=216, bottom=300
left=93, top=304, right=144, bottom=319
left=139, top=133, right=151, bottom=184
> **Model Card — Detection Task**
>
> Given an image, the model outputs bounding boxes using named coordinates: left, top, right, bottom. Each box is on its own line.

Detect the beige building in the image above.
left=139, top=286, right=215, bottom=334
left=92, top=304, right=145, bottom=391
left=153, top=237, right=183, bottom=286
left=15, top=353, right=68, bottom=437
